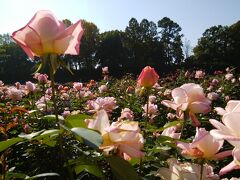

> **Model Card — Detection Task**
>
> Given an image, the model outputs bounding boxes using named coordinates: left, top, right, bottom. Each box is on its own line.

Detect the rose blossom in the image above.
left=137, top=66, right=159, bottom=88
left=207, top=92, right=219, bottom=101
left=177, top=128, right=230, bottom=160
left=156, top=158, right=219, bottom=180
left=86, top=97, right=117, bottom=114
left=98, top=85, right=108, bottom=93
left=162, top=83, right=211, bottom=126
left=215, top=100, right=240, bottom=116
left=195, top=70, right=205, bottom=79
left=225, top=73, right=234, bottom=81
left=85, top=110, right=144, bottom=160
left=12, top=10, right=84, bottom=59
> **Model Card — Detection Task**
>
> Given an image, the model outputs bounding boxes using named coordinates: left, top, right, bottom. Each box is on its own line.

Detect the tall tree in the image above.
left=63, top=19, right=99, bottom=70
left=96, top=30, right=129, bottom=76
left=125, top=18, right=163, bottom=69
left=158, top=17, right=184, bottom=64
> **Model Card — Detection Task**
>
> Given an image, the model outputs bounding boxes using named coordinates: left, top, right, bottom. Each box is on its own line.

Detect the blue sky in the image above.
left=0, top=0, right=239, bottom=46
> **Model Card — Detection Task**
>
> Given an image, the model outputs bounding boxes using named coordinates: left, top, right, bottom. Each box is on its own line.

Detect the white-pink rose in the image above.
left=85, top=110, right=144, bottom=160
left=12, top=10, right=84, bottom=59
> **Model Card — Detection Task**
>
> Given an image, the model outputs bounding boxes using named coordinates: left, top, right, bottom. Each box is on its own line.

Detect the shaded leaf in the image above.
left=75, top=165, right=103, bottom=178
left=65, top=114, right=91, bottom=128
left=25, top=173, right=60, bottom=179
left=0, top=137, right=23, bottom=152
left=106, top=156, right=139, bottom=180
left=71, top=127, right=103, bottom=149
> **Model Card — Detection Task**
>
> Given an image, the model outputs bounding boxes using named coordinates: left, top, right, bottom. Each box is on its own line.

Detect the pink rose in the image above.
left=162, top=83, right=211, bottom=126
left=102, top=66, right=109, bottom=74
left=98, top=85, right=108, bottom=93
left=207, top=92, right=219, bottom=101
left=12, top=10, right=84, bottom=59
left=26, top=81, right=36, bottom=92
left=195, top=70, right=205, bottom=79
left=210, top=111, right=240, bottom=148
left=85, top=110, right=144, bottom=160
left=73, top=82, right=83, bottom=91
left=137, top=66, right=159, bottom=88
left=215, top=100, right=240, bottom=116
left=156, top=158, right=219, bottom=180
left=177, top=128, right=229, bottom=160
left=219, top=148, right=240, bottom=176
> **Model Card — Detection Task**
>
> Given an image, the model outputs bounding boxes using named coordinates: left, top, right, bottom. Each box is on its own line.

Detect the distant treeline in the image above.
left=0, top=17, right=239, bottom=83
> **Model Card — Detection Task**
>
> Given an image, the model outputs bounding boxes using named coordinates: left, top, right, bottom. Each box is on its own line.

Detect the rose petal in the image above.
left=12, top=26, right=43, bottom=58
left=226, top=100, right=240, bottom=113
left=155, top=168, right=179, bottom=180
left=215, top=107, right=227, bottom=116
left=172, top=88, right=188, bottom=105
left=189, top=102, right=211, bottom=114
left=54, top=20, right=84, bottom=55
left=219, top=161, right=240, bottom=176
left=222, top=112, right=240, bottom=137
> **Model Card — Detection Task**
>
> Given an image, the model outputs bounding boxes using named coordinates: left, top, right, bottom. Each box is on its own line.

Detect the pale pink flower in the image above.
left=217, top=87, right=224, bottom=93
left=177, top=128, right=228, bottom=160
left=156, top=158, right=219, bottom=180
left=211, top=79, right=219, bottom=86
left=185, top=70, right=191, bottom=77
left=225, top=73, right=234, bottom=81
left=102, top=66, right=109, bottom=74
left=62, top=110, right=71, bottom=118
left=45, top=88, right=52, bottom=95
left=219, top=148, right=240, bottom=176
left=118, top=108, right=134, bottom=121
left=163, top=89, right=172, bottom=97
left=153, top=83, right=162, bottom=90
left=73, top=82, right=83, bottom=91
left=167, top=113, right=175, bottom=120
left=149, top=95, right=157, bottom=103
left=85, top=110, right=144, bottom=160
left=195, top=70, right=205, bottom=79
left=231, top=78, right=236, bottom=83
left=37, top=74, right=48, bottom=84
left=35, top=95, right=52, bottom=112
left=26, top=81, right=36, bottom=93
left=161, top=125, right=181, bottom=139
left=0, top=81, right=4, bottom=87
left=207, top=92, right=219, bottom=101
left=162, top=83, right=211, bottom=126
left=86, top=97, right=117, bottom=114
left=226, top=67, right=231, bottom=72
left=7, top=87, right=23, bottom=101
left=210, top=111, right=240, bottom=148
left=142, top=103, right=158, bottom=119
left=98, top=85, right=108, bottom=93
left=60, top=93, right=69, bottom=100
left=12, top=10, right=84, bottom=59
left=215, top=100, right=240, bottom=116
left=225, top=95, right=231, bottom=102
left=207, top=85, right=214, bottom=91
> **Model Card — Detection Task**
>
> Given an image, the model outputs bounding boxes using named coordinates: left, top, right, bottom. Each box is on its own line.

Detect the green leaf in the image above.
left=41, top=115, right=64, bottom=122
left=106, top=156, right=139, bottom=180
left=71, top=127, right=103, bottom=149
left=6, top=172, right=27, bottom=179
left=19, top=130, right=44, bottom=140
left=0, top=137, right=23, bottom=152
left=75, top=165, right=103, bottom=178
left=50, top=54, right=60, bottom=75
left=25, top=173, right=60, bottom=179
left=65, top=114, right=91, bottom=128
left=158, top=121, right=182, bottom=131
left=59, top=60, right=74, bottom=75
